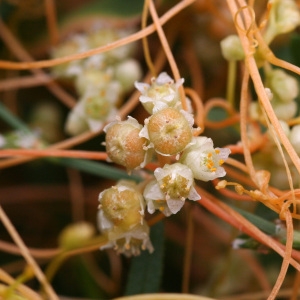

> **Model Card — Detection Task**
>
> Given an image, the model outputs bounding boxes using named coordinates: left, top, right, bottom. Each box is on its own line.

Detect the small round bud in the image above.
left=267, top=69, right=299, bottom=103
left=65, top=110, right=89, bottom=136
left=271, top=0, right=300, bottom=35
left=114, top=59, right=142, bottom=93
left=289, top=125, right=300, bottom=154
left=104, top=117, right=152, bottom=170
left=140, top=107, right=193, bottom=156
left=180, top=136, right=231, bottom=181
left=58, top=222, right=95, bottom=250
left=220, top=35, right=245, bottom=61
left=272, top=99, right=297, bottom=121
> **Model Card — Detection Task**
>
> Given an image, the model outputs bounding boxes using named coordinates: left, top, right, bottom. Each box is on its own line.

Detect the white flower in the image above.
left=135, top=72, right=184, bottom=114
left=144, top=163, right=200, bottom=216
left=180, top=137, right=231, bottom=181
left=143, top=180, right=173, bottom=216
left=97, top=215, right=154, bottom=256
left=65, top=84, right=121, bottom=134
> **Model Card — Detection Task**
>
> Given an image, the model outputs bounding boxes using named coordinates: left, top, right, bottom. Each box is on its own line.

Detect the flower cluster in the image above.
left=0, top=130, right=44, bottom=149
left=250, top=68, right=299, bottom=123
left=50, top=25, right=142, bottom=135
left=97, top=72, right=231, bottom=255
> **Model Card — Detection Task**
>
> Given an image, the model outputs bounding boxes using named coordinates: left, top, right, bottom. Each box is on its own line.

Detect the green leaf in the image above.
left=232, top=206, right=300, bottom=250
left=55, top=157, right=142, bottom=182
left=125, top=221, right=165, bottom=295
left=0, top=102, right=30, bottom=133
left=232, top=206, right=276, bottom=235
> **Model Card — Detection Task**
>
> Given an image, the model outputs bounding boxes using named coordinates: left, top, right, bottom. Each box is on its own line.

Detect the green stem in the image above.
left=226, top=60, right=237, bottom=108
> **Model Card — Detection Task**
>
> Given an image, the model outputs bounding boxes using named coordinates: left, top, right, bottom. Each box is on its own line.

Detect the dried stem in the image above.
left=0, top=206, right=59, bottom=299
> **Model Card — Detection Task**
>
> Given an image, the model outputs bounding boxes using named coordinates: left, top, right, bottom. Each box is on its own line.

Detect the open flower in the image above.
left=135, top=72, right=184, bottom=114
left=65, top=84, right=120, bottom=135
left=144, top=163, right=200, bottom=216
left=180, top=137, right=231, bottom=181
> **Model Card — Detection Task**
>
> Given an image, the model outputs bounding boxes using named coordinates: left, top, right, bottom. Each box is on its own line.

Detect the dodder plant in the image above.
left=0, top=0, right=300, bottom=299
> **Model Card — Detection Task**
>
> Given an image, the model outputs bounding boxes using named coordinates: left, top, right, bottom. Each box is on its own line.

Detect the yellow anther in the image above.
left=211, top=167, right=217, bottom=172
left=219, top=159, right=224, bottom=165
left=215, top=149, right=220, bottom=154
left=159, top=207, right=165, bottom=211
left=207, top=152, right=213, bottom=158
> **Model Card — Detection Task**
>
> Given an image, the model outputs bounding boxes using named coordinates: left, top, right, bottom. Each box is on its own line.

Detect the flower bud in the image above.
left=140, top=107, right=193, bottom=156
left=267, top=69, right=299, bottom=103
left=135, top=72, right=184, bottom=114
left=114, top=59, right=142, bottom=93
left=65, top=110, right=89, bottom=136
left=104, top=117, right=152, bottom=170
left=271, top=0, right=300, bottom=35
left=272, top=99, right=297, bottom=121
left=220, top=35, right=245, bottom=61
left=180, top=137, right=231, bottom=181
left=58, top=222, right=95, bottom=250
left=289, top=125, right=300, bottom=154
